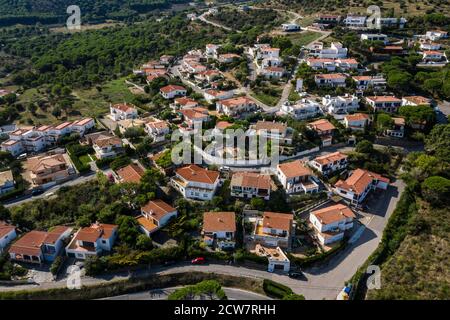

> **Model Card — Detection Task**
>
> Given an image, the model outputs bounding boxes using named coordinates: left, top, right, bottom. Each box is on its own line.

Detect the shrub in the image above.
left=263, top=279, right=293, bottom=299
left=50, top=256, right=64, bottom=276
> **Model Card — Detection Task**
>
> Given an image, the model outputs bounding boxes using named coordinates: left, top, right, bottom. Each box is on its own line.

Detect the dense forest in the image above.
left=1, top=15, right=228, bottom=88
left=0, top=0, right=192, bottom=26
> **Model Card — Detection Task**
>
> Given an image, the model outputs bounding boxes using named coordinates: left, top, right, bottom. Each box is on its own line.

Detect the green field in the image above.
left=285, top=31, right=322, bottom=47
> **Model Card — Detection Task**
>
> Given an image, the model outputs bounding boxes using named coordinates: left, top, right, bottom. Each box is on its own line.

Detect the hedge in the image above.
left=287, top=240, right=346, bottom=268
left=263, top=279, right=293, bottom=299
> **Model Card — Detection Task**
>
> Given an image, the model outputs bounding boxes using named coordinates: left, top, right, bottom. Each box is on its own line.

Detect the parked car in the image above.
left=191, top=257, right=206, bottom=265
left=288, top=270, right=305, bottom=280
left=31, top=189, right=44, bottom=196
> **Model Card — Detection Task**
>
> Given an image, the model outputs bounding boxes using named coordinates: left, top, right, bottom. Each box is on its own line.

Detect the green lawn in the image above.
left=251, top=89, right=281, bottom=107
left=285, top=31, right=322, bottom=47
left=79, top=154, right=93, bottom=166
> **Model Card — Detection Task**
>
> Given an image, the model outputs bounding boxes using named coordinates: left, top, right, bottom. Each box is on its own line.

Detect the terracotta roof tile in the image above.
left=203, top=212, right=236, bottom=233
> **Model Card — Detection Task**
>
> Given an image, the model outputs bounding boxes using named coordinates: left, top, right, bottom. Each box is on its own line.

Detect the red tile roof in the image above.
left=335, top=169, right=389, bottom=195
left=116, top=163, right=145, bottom=184
left=278, top=160, right=312, bottom=179
left=311, top=204, right=355, bottom=225
left=262, top=212, right=293, bottom=231
left=176, top=164, right=219, bottom=184
left=203, top=212, right=236, bottom=233
left=141, top=199, right=176, bottom=221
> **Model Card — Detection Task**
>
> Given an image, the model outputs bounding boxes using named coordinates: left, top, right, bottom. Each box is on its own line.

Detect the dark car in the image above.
left=288, top=271, right=305, bottom=279
left=31, top=189, right=44, bottom=196
left=191, top=257, right=206, bottom=265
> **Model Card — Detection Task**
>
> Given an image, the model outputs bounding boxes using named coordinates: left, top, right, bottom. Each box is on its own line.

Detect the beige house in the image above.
left=25, top=153, right=74, bottom=187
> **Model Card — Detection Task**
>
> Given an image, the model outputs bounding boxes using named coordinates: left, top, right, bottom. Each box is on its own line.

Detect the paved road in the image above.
left=3, top=173, right=97, bottom=208
left=101, top=286, right=271, bottom=300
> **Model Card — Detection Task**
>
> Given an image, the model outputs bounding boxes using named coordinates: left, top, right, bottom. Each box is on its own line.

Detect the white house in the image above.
left=365, top=96, right=402, bottom=113
left=170, top=97, right=199, bottom=110
left=315, top=73, right=347, bottom=87
left=218, top=53, right=241, bottom=63
left=420, top=41, right=441, bottom=51
left=310, top=204, right=355, bottom=245
left=0, top=170, right=15, bottom=194
left=66, top=223, right=117, bottom=260
left=216, top=96, right=258, bottom=116
left=334, top=168, right=389, bottom=205
left=277, top=160, right=319, bottom=194
left=281, top=23, right=301, bottom=32
left=250, top=120, right=293, bottom=145
left=160, top=85, right=187, bottom=99
left=279, top=100, right=321, bottom=120
left=352, top=75, right=386, bottom=91
left=318, top=42, right=348, bottom=59
left=204, top=89, right=234, bottom=103
left=205, top=44, right=221, bottom=58
left=306, top=58, right=336, bottom=71
left=344, top=113, right=370, bottom=131
left=422, top=50, right=446, bottom=62
left=93, top=135, right=123, bottom=159
left=321, top=94, right=359, bottom=115
left=254, top=244, right=290, bottom=272
left=360, top=33, right=388, bottom=44
left=344, top=15, right=367, bottom=29
left=137, top=199, right=178, bottom=236
left=144, top=118, right=170, bottom=142
left=309, top=152, right=348, bottom=175
left=203, top=211, right=236, bottom=250
left=71, top=118, right=95, bottom=136
left=253, top=212, right=294, bottom=249
left=0, top=222, right=16, bottom=253
left=258, top=66, right=285, bottom=80
left=385, top=117, right=405, bottom=138
left=308, top=119, right=336, bottom=147
left=171, top=164, right=220, bottom=201
left=425, top=30, right=448, bottom=41
left=110, top=103, right=138, bottom=121
left=230, top=172, right=271, bottom=200
left=401, top=96, right=431, bottom=107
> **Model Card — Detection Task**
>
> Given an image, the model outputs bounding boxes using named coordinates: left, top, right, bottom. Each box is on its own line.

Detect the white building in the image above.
left=425, top=30, right=448, bottom=41
left=93, top=136, right=123, bottom=159
left=344, top=113, right=370, bottom=131
left=254, top=244, right=290, bottom=272
left=171, top=164, right=220, bottom=201
left=334, top=169, right=389, bottom=205
left=401, top=96, right=431, bottom=107
left=309, top=152, right=348, bottom=176
left=360, top=33, right=388, bottom=44
left=279, top=100, right=321, bottom=120
left=160, top=85, right=187, bottom=99
left=317, top=42, right=348, bottom=59
left=109, top=103, right=138, bottom=121
left=205, top=44, right=221, bottom=58
left=66, top=223, right=117, bottom=260
left=258, top=66, right=285, bottom=80
left=253, top=212, right=294, bottom=249
left=277, top=160, right=319, bottom=194
left=216, top=96, right=258, bottom=116
left=365, top=96, right=402, bottom=113
left=204, top=89, right=234, bottom=103
left=310, top=204, right=355, bottom=245
left=230, top=172, right=271, bottom=200
left=250, top=120, right=293, bottom=145
left=352, top=75, right=386, bottom=91
left=321, top=94, right=359, bottom=115
left=137, top=199, right=178, bottom=236
left=203, top=211, right=236, bottom=250
left=281, top=23, right=301, bottom=32
left=344, top=15, right=367, bottom=29
left=144, top=118, right=170, bottom=142
left=315, top=73, right=347, bottom=87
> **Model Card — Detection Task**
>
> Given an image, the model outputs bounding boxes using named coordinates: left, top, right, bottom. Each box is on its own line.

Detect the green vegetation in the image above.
left=351, top=124, right=450, bottom=300
left=0, top=0, right=191, bottom=26
left=262, top=279, right=301, bottom=299
left=209, top=7, right=281, bottom=32
left=283, top=31, right=322, bottom=47
left=168, top=280, right=227, bottom=300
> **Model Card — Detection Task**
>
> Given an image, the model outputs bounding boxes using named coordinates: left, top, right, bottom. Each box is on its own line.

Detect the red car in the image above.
left=191, top=257, right=206, bottom=265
